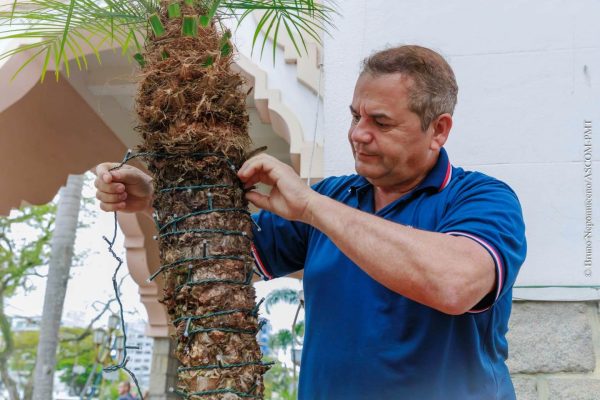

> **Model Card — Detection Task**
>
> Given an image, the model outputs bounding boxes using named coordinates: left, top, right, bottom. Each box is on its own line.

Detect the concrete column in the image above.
left=147, top=338, right=178, bottom=400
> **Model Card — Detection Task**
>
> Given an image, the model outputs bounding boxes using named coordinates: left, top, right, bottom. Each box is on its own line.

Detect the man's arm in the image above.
left=238, top=154, right=495, bottom=315
left=305, top=194, right=495, bottom=314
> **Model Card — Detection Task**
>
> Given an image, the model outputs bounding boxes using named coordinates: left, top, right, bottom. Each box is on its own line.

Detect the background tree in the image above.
left=263, top=362, right=294, bottom=400
left=54, top=327, right=97, bottom=396
left=265, top=287, right=304, bottom=385
left=0, top=203, right=56, bottom=400
left=264, top=288, right=303, bottom=314
left=8, top=329, right=36, bottom=400
left=0, top=1, right=334, bottom=398
left=9, top=326, right=122, bottom=399
left=32, top=174, right=85, bottom=400
left=263, top=322, right=304, bottom=399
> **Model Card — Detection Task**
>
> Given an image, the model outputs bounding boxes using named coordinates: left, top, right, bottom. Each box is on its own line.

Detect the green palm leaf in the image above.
left=265, top=288, right=301, bottom=313
left=0, top=0, right=148, bottom=81
left=0, top=0, right=335, bottom=82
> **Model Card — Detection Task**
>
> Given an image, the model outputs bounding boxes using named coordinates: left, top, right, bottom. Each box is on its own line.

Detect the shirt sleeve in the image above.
left=251, top=210, right=311, bottom=280
left=437, top=174, right=527, bottom=312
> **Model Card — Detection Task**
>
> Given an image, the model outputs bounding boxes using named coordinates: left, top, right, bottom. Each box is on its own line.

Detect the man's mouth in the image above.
left=356, top=151, right=377, bottom=158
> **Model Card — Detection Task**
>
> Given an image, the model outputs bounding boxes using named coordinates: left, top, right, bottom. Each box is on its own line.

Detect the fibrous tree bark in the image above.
left=136, top=4, right=266, bottom=398
left=0, top=1, right=334, bottom=398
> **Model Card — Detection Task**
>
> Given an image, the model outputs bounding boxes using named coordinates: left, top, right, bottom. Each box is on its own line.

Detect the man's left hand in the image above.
left=237, top=154, right=319, bottom=223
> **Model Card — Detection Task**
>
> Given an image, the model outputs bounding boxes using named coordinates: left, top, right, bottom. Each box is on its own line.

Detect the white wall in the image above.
left=322, top=0, right=600, bottom=300
left=232, top=17, right=323, bottom=145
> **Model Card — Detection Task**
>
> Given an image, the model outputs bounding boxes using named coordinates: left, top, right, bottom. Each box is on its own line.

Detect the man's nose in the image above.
left=350, top=119, right=374, bottom=144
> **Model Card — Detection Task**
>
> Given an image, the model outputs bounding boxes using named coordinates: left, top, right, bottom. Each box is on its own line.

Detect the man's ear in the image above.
left=429, top=113, right=452, bottom=151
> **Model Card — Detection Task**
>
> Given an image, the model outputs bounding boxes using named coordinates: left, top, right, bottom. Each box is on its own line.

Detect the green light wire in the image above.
left=175, top=268, right=253, bottom=292
left=157, top=207, right=251, bottom=233
left=172, top=299, right=264, bottom=325
left=159, top=227, right=250, bottom=240
left=159, top=183, right=234, bottom=193
left=147, top=254, right=250, bottom=282
left=178, top=360, right=274, bottom=373
left=113, top=150, right=270, bottom=397
left=173, top=387, right=260, bottom=398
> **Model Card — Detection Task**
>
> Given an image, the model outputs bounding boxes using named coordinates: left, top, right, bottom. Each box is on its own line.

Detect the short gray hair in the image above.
left=360, top=45, right=458, bottom=131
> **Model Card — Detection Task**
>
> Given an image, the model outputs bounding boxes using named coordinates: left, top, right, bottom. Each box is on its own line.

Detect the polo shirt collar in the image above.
left=350, top=147, right=453, bottom=194
left=414, top=147, right=453, bottom=193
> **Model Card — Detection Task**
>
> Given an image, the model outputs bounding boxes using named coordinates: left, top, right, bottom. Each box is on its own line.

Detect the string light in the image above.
left=102, top=211, right=145, bottom=400
left=172, top=387, right=261, bottom=399
left=105, top=149, right=272, bottom=399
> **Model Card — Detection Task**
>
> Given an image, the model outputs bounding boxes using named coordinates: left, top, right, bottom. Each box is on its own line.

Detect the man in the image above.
left=96, top=45, right=526, bottom=399
left=117, top=381, right=135, bottom=400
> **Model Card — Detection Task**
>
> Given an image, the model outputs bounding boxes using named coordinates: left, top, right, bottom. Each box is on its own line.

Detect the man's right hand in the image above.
left=93, top=163, right=154, bottom=214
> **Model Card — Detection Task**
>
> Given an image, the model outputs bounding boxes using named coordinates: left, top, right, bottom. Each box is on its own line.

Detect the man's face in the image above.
left=348, top=72, right=440, bottom=190
left=118, top=382, right=129, bottom=395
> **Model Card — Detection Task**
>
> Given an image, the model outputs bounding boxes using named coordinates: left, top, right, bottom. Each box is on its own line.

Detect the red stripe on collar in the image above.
left=438, top=161, right=452, bottom=192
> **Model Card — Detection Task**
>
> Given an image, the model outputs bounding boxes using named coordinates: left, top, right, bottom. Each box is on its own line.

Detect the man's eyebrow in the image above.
left=349, top=105, right=394, bottom=120
left=370, top=112, right=393, bottom=120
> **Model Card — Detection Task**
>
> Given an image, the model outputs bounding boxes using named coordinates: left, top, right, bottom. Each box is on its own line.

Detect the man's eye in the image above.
left=351, top=115, right=360, bottom=124
left=375, top=120, right=388, bottom=128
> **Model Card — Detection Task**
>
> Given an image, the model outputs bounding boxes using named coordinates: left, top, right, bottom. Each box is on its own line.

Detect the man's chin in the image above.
left=354, top=163, right=381, bottom=179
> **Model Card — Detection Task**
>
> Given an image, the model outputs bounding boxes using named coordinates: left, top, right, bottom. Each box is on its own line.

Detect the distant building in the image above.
left=10, top=315, right=40, bottom=332
left=257, top=318, right=272, bottom=356
left=124, top=322, right=153, bottom=391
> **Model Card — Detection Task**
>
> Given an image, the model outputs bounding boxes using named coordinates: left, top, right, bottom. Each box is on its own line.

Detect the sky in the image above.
left=6, top=174, right=303, bottom=335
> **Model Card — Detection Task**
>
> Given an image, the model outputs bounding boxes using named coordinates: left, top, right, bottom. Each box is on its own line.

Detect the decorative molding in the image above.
left=117, top=212, right=170, bottom=338
left=0, top=36, right=321, bottom=337
left=234, top=53, right=323, bottom=181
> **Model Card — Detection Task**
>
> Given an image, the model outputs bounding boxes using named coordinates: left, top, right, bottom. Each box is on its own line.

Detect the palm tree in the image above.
left=264, top=288, right=303, bottom=390
left=264, top=288, right=302, bottom=315
left=0, top=1, right=334, bottom=398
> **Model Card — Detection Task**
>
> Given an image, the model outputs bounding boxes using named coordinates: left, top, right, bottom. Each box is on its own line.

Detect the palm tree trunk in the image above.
left=32, top=174, right=84, bottom=400
left=136, top=3, right=266, bottom=399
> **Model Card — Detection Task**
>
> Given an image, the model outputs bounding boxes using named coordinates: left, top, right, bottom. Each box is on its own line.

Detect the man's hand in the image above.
left=237, top=154, right=320, bottom=223
left=93, top=163, right=154, bottom=214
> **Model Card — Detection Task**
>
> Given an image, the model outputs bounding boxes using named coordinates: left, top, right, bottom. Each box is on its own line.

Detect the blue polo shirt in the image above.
left=252, top=148, right=526, bottom=400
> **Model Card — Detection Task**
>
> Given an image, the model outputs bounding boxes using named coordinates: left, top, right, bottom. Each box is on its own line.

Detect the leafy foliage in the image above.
left=263, top=287, right=306, bottom=399
left=263, top=360, right=295, bottom=400
left=268, top=328, right=293, bottom=354
left=0, top=203, right=56, bottom=400
left=55, top=327, right=97, bottom=395
left=264, top=288, right=301, bottom=313
left=0, top=0, right=336, bottom=81
left=0, top=203, right=55, bottom=298
left=8, top=327, right=97, bottom=396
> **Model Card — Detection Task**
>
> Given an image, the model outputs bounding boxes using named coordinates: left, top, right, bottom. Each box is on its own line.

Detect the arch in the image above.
left=233, top=53, right=323, bottom=181
left=0, top=37, right=319, bottom=337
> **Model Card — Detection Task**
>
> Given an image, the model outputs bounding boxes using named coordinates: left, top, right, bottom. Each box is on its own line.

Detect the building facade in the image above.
left=1, top=1, right=599, bottom=399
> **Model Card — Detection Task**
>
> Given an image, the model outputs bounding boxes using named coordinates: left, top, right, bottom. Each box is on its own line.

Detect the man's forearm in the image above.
left=304, top=194, right=495, bottom=315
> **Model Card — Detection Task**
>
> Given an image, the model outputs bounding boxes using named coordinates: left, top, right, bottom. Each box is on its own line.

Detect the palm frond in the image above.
left=0, top=0, right=150, bottom=81
left=223, top=0, right=337, bottom=59
left=264, top=288, right=301, bottom=313
left=0, top=0, right=336, bottom=82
